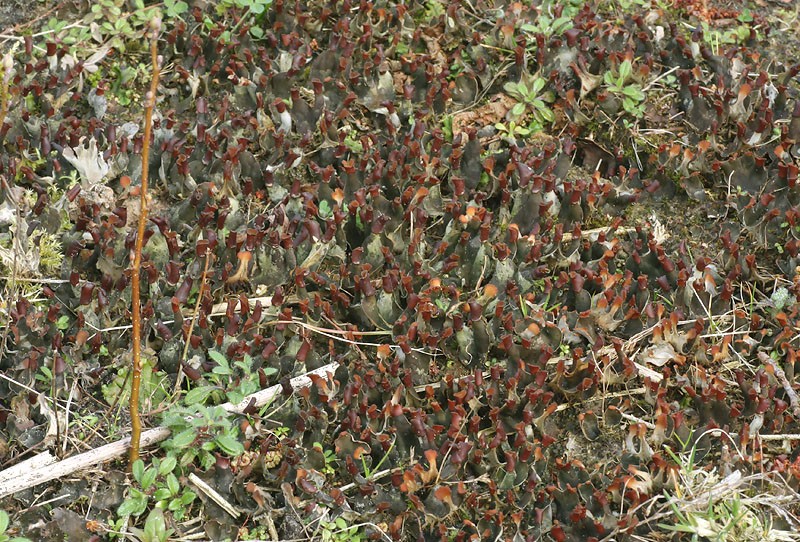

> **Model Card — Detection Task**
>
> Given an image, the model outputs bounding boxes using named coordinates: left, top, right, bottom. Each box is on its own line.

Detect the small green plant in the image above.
left=360, top=438, right=395, bottom=479
left=137, top=509, right=173, bottom=542
left=518, top=0, right=583, bottom=37
left=238, top=525, right=271, bottom=540
left=40, top=0, right=190, bottom=58
left=162, top=0, right=189, bottom=19
left=700, top=9, right=756, bottom=56
left=161, top=404, right=245, bottom=469
left=318, top=200, right=333, bottom=219
left=494, top=120, right=532, bottom=141
left=611, top=0, right=646, bottom=12
left=0, top=511, right=31, bottom=542
left=503, top=74, right=555, bottom=132
left=107, top=63, right=147, bottom=106
left=182, top=350, right=275, bottom=407
left=118, top=457, right=197, bottom=521
left=420, top=0, right=445, bottom=23
left=320, top=517, right=365, bottom=542
left=314, top=442, right=339, bottom=476
left=343, top=131, right=364, bottom=154
left=86, top=0, right=149, bottom=53
left=215, top=0, right=274, bottom=39
left=603, top=59, right=646, bottom=117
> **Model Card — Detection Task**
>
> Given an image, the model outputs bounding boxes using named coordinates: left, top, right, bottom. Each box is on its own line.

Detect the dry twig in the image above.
left=129, top=17, right=162, bottom=468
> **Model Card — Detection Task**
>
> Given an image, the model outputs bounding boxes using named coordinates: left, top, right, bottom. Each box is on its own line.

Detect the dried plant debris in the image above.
left=1, top=0, right=800, bottom=540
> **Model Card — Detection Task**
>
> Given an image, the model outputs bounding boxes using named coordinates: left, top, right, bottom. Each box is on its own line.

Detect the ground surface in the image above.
left=2, top=0, right=800, bottom=541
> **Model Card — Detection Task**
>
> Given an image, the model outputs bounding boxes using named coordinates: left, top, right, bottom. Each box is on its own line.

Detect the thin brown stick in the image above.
left=129, top=18, right=161, bottom=469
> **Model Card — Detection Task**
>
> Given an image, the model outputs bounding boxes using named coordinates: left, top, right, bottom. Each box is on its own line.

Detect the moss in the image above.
left=37, top=232, right=64, bottom=275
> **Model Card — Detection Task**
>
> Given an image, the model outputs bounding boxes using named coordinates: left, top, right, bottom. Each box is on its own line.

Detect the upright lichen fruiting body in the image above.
left=130, top=15, right=162, bottom=470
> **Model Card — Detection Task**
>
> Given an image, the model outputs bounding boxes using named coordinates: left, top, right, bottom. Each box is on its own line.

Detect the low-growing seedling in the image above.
left=503, top=74, right=555, bottom=132
left=162, top=0, right=189, bottom=20
left=700, top=9, right=757, bottom=55
left=183, top=350, right=276, bottom=406
left=314, top=442, right=339, bottom=476
left=320, top=517, right=365, bottom=542
left=518, top=0, right=582, bottom=37
left=118, top=457, right=197, bottom=521
left=213, top=0, right=274, bottom=39
left=161, top=404, right=245, bottom=469
left=603, top=59, right=646, bottom=118
left=494, top=120, right=532, bottom=142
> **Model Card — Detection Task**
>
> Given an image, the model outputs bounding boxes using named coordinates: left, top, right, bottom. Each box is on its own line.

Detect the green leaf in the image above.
left=199, top=452, right=216, bottom=470
left=552, top=16, right=573, bottom=34
left=140, top=467, right=158, bottom=490
left=738, top=8, right=753, bottom=23
left=180, top=449, right=196, bottom=467
left=184, top=385, right=216, bottom=405
left=208, top=350, right=229, bottom=367
left=158, top=455, right=177, bottom=476
left=215, top=433, right=244, bottom=456
left=143, top=508, right=167, bottom=542
left=118, top=490, right=148, bottom=517
left=0, top=510, right=9, bottom=534
left=622, top=85, right=645, bottom=101
left=503, top=81, right=522, bottom=98
left=153, top=488, right=172, bottom=501
left=132, top=459, right=145, bottom=484
left=56, top=315, right=70, bottom=330
left=318, top=200, right=332, bottom=218
left=250, top=26, right=264, bottom=38
left=170, top=428, right=197, bottom=448
left=511, top=102, right=526, bottom=117
left=166, top=473, right=180, bottom=496
left=531, top=77, right=546, bottom=94
left=619, top=60, right=632, bottom=81
left=180, top=490, right=197, bottom=505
